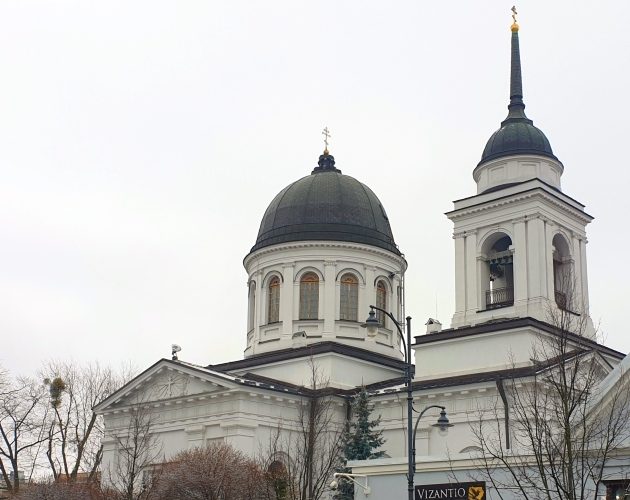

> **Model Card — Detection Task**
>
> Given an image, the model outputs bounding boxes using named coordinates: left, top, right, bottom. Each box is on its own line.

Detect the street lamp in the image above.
left=330, top=472, right=371, bottom=495
left=363, top=306, right=452, bottom=500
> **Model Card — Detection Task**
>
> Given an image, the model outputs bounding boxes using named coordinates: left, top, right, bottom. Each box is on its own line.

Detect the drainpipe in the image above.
left=496, top=378, right=510, bottom=449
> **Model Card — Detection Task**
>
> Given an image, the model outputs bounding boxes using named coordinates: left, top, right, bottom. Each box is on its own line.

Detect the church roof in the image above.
left=248, top=152, right=401, bottom=256
left=414, top=316, right=625, bottom=360
left=210, top=341, right=409, bottom=373
left=478, top=23, right=560, bottom=166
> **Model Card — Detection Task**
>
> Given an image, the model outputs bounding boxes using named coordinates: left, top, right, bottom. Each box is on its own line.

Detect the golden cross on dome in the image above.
left=322, top=126, right=331, bottom=154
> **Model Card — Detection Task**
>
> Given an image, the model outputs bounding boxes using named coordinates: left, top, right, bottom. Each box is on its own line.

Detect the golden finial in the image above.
left=322, top=126, right=331, bottom=154
left=511, top=6, right=519, bottom=32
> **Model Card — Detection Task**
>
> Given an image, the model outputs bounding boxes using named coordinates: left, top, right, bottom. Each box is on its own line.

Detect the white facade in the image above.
left=448, top=169, right=595, bottom=337
left=96, top=360, right=347, bottom=476
left=95, top=16, right=630, bottom=500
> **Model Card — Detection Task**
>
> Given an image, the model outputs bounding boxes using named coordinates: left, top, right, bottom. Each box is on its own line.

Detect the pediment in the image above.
left=95, top=360, right=238, bottom=412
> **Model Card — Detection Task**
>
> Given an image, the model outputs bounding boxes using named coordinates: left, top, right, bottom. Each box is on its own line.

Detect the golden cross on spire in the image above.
left=511, top=5, right=519, bottom=31
left=322, top=126, right=331, bottom=154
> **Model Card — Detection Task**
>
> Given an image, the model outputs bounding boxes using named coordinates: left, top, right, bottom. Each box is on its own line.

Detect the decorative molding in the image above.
left=244, top=241, right=408, bottom=269
left=448, top=189, right=593, bottom=225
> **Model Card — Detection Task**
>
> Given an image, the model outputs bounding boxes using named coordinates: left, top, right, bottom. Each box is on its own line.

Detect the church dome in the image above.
left=480, top=119, right=557, bottom=164
left=249, top=152, right=400, bottom=255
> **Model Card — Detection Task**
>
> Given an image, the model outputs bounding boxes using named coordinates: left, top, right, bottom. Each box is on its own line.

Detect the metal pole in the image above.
left=406, top=316, right=414, bottom=500
left=366, top=306, right=415, bottom=500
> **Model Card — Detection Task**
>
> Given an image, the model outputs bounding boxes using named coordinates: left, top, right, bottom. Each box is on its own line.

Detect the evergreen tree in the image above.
left=334, top=387, right=385, bottom=500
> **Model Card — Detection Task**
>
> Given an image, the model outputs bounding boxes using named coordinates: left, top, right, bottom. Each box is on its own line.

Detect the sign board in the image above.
left=415, top=481, right=486, bottom=500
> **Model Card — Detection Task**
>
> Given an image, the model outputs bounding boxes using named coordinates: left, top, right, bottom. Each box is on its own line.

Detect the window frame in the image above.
left=299, top=272, right=319, bottom=320
left=340, top=273, right=359, bottom=321
left=267, top=276, right=281, bottom=324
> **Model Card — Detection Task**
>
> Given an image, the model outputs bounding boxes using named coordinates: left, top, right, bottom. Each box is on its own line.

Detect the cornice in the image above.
left=447, top=188, right=593, bottom=225
left=243, top=240, right=408, bottom=270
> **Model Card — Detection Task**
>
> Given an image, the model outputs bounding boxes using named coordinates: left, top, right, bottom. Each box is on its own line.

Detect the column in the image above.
left=571, top=233, right=584, bottom=311
left=526, top=217, right=546, bottom=299
left=453, top=233, right=466, bottom=315
left=544, top=221, right=555, bottom=302
left=464, top=231, right=478, bottom=314
left=513, top=218, right=528, bottom=304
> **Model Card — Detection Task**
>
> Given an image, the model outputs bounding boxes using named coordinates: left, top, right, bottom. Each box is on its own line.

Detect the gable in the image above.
left=95, top=360, right=238, bottom=413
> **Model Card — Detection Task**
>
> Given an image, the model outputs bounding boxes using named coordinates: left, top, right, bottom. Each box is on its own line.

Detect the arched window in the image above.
left=340, top=273, right=359, bottom=321
left=299, top=272, right=319, bottom=320
left=268, top=276, right=280, bottom=323
left=248, top=282, right=256, bottom=331
left=552, top=234, right=572, bottom=311
left=267, top=458, right=288, bottom=498
left=376, top=280, right=387, bottom=326
left=482, top=233, right=514, bottom=310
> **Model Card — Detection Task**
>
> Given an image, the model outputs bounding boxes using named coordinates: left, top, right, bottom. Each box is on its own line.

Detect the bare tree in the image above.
left=152, top=442, right=272, bottom=500
left=42, top=361, right=121, bottom=483
left=108, top=403, right=163, bottom=500
left=0, top=375, right=51, bottom=494
left=261, top=360, right=343, bottom=500
left=469, top=279, right=630, bottom=500
left=11, top=479, right=106, bottom=500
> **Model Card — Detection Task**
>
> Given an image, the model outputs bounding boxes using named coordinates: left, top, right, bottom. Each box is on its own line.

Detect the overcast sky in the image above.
left=1, top=1, right=629, bottom=377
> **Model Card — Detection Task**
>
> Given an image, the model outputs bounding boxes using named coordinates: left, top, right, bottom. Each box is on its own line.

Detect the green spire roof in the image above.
left=479, top=26, right=559, bottom=166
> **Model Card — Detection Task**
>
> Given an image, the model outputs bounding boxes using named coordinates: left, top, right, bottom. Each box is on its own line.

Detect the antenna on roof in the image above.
left=171, top=344, right=182, bottom=360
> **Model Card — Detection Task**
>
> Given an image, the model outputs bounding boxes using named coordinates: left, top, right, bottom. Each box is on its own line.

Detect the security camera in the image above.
left=330, top=479, right=338, bottom=490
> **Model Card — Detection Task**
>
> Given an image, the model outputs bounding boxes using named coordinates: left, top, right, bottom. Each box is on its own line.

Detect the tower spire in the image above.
left=477, top=7, right=559, bottom=167
left=503, top=6, right=532, bottom=126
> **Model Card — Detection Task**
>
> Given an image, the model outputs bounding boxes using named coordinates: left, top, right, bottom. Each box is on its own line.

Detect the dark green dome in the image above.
left=250, top=153, right=400, bottom=255
left=478, top=28, right=560, bottom=166
left=480, top=117, right=557, bottom=164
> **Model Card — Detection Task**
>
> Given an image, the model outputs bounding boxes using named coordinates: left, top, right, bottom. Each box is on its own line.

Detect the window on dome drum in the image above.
left=268, top=277, right=280, bottom=324
left=376, top=280, right=387, bottom=327
left=340, top=273, right=358, bottom=321
left=299, top=272, right=319, bottom=320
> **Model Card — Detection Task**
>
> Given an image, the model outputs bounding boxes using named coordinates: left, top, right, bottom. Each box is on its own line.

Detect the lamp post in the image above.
left=364, top=306, right=451, bottom=500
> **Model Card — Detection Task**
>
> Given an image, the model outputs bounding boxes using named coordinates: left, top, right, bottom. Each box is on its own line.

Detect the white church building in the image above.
left=95, top=16, right=630, bottom=500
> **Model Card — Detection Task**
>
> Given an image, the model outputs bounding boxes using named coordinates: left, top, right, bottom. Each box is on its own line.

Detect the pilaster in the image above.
left=281, top=263, right=295, bottom=336
left=464, top=231, right=478, bottom=314
left=513, top=218, right=528, bottom=306
left=526, top=216, right=546, bottom=300
left=579, top=237, right=590, bottom=315
left=545, top=221, right=556, bottom=303
left=186, top=424, right=205, bottom=449
left=364, top=265, right=376, bottom=311
left=323, top=261, right=337, bottom=335
left=254, top=271, right=263, bottom=345
left=453, top=232, right=466, bottom=316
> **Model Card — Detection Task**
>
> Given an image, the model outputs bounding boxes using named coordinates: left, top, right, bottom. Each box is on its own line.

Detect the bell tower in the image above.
left=447, top=16, right=595, bottom=337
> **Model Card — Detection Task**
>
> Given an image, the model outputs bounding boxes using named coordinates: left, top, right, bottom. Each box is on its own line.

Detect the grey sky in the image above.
left=1, top=1, right=629, bottom=376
